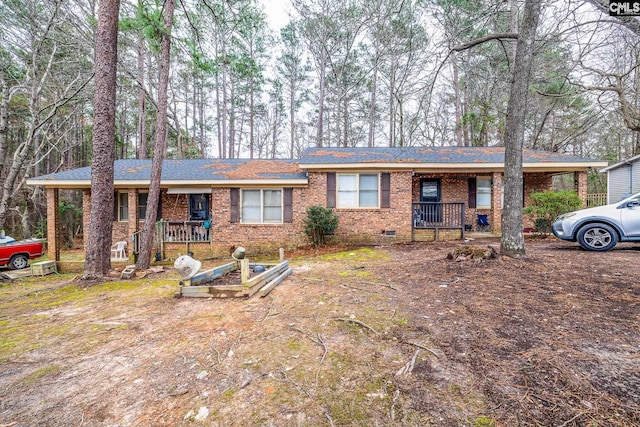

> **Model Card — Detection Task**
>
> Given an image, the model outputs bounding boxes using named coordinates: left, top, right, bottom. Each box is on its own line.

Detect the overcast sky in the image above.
left=260, top=0, right=292, bottom=31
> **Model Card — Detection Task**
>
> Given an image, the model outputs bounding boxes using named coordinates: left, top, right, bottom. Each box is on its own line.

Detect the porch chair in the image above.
left=110, top=241, right=128, bottom=260
left=476, top=214, right=490, bottom=232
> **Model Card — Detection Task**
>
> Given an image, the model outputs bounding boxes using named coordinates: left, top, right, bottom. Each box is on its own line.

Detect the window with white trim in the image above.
left=476, top=177, right=492, bottom=209
left=337, top=173, right=379, bottom=208
left=117, top=192, right=148, bottom=221
left=241, top=189, right=283, bottom=223
left=118, top=193, right=129, bottom=221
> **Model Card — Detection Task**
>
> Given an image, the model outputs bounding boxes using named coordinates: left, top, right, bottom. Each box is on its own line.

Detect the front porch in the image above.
left=412, top=201, right=468, bottom=241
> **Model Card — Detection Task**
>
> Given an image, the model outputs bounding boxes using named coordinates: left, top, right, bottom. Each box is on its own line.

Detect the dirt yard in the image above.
left=1, top=237, right=639, bottom=426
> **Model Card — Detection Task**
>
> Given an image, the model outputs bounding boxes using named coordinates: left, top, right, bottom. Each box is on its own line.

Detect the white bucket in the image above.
left=174, top=255, right=202, bottom=280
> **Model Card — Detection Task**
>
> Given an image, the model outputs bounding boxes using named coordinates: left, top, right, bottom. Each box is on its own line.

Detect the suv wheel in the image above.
left=577, top=223, right=618, bottom=251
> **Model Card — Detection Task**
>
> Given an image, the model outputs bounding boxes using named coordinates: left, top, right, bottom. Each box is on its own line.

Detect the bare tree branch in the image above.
left=451, top=33, right=518, bottom=52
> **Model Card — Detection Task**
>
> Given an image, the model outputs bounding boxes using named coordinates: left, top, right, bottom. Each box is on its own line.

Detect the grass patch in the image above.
left=20, top=364, right=63, bottom=386
left=316, top=247, right=389, bottom=263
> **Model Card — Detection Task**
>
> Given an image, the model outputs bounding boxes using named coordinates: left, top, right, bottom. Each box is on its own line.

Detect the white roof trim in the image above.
left=599, top=154, right=640, bottom=172
left=299, top=161, right=607, bottom=171
left=26, top=178, right=309, bottom=188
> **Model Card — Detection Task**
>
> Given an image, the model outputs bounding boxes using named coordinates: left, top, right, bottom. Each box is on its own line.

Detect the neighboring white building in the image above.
left=600, top=154, right=640, bottom=203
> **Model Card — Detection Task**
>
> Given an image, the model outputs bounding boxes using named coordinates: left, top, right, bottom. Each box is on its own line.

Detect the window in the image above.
left=337, top=173, right=379, bottom=208
left=241, top=189, right=282, bottom=223
left=138, top=193, right=148, bottom=219
left=118, top=193, right=129, bottom=221
left=117, top=192, right=149, bottom=221
left=477, top=177, right=492, bottom=209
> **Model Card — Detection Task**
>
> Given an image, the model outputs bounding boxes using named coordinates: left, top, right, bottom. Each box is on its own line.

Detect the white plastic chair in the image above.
left=110, top=241, right=128, bottom=260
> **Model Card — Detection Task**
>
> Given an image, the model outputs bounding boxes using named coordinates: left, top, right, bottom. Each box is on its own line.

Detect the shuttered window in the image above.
left=240, top=189, right=283, bottom=223
left=337, top=173, right=380, bottom=208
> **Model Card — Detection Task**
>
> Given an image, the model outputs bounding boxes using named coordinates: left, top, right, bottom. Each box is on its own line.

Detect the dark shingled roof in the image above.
left=30, top=159, right=307, bottom=182
left=299, top=147, right=602, bottom=164
left=29, top=147, right=606, bottom=186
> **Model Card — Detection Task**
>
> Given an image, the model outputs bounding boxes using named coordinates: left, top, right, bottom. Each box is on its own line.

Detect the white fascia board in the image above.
left=599, top=155, right=639, bottom=172
left=26, top=178, right=309, bottom=188
left=299, top=162, right=504, bottom=170
left=300, top=162, right=606, bottom=172
left=161, top=179, right=308, bottom=187
left=26, top=179, right=90, bottom=188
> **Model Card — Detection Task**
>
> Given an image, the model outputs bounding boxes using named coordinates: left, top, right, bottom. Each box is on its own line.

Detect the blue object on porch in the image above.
left=477, top=214, right=490, bottom=232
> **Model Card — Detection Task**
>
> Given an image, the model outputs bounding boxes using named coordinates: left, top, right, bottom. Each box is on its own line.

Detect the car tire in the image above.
left=9, top=254, right=29, bottom=270
left=576, top=223, right=618, bottom=251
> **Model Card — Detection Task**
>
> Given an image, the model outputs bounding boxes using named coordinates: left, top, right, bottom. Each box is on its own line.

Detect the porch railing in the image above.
left=586, top=193, right=607, bottom=207
left=156, top=220, right=211, bottom=243
left=412, top=202, right=466, bottom=239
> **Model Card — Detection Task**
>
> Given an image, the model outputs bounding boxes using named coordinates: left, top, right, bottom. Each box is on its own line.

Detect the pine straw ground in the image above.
left=0, top=238, right=639, bottom=426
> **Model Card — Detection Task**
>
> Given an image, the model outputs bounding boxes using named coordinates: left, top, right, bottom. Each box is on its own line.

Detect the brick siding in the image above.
left=94, top=170, right=559, bottom=259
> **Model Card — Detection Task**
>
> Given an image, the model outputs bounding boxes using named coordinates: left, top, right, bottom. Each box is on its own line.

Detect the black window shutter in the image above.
left=468, top=178, right=477, bottom=209
left=230, top=188, right=240, bottom=223
left=283, top=188, right=293, bottom=223
left=326, top=173, right=336, bottom=208
left=113, top=191, right=118, bottom=221
left=381, top=172, right=391, bottom=208
left=157, top=191, right=163, bottom=220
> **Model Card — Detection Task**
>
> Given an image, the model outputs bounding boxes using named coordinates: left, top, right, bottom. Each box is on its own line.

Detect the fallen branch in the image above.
left=334, top=318, right=379, bottom=335
left=361, top=281, right=399, bottom=291
left=395, top=350, right=420, bottom=376
left=390, top=389, right=400, bottom=421
left=403, top=341, right=440, bottom=359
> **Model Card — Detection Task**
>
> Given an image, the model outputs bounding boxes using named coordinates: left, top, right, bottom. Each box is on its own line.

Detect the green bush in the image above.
left=303, top=206, right=339, bottom=247
left=523, top=190, right=583, bottom=233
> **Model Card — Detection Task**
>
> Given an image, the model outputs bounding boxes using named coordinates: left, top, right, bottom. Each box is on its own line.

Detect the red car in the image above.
left=0, top=236, right=44, bottom=269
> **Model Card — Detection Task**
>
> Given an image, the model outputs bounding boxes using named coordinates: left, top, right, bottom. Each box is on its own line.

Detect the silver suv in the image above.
left=552, top=192, right=640, bottom=251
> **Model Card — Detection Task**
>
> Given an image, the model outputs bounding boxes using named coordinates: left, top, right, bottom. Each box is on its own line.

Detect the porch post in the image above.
left=574, top=171, right=588, bottom=207
left=491, top=172, right=503, bottom=233
left=128, top=189, right=139, bottom=240
left=46, top=188, right=61, bottom=262
left=82, top=189, right=91, bottom=252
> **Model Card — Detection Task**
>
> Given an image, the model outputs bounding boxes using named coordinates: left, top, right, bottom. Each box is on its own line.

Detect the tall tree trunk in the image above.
left=83, top=0, right=120, bottom=278
left=136, top=0, right=175, bottom=269
left=223, top=67, right=230, bottom=158
left=249, top=81, right=255, bottom=159
left=500, top=0, right=542, bottom=258
left=452, top=52, right=463, bottom=147
left=136, top=33, right=147, bottom=159
left=316, top=59, right=326, bottom=147
left=215, top=73, right=223, bottom=158
left=368, top=59, right=377, bottom=148
left=289, top=78, right=296, bottom=158
left=0, top=67, right=9, bottom=180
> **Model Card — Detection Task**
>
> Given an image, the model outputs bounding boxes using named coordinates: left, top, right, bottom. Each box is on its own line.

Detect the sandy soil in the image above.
left=0, top=237, right=639, bottom=426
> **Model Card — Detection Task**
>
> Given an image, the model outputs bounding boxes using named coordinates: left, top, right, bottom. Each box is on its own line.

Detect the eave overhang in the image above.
left=298, top=161, right=607, bottom=173
left=26, top=178, right=309, bottom=189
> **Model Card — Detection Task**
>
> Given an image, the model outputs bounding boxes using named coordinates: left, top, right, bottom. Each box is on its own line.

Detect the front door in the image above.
left=189, top=194, right=209, bottom=221
left=419, top=179, right=441, bottom=223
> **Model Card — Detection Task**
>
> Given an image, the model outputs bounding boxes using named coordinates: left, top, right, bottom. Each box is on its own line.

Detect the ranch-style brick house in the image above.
left=27, top=147, right=606, bottom=263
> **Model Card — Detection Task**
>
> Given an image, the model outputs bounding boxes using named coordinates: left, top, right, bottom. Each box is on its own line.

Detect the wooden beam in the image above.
left=259, top=268, right=292, bottom=297
left=186, top=261, right=237, bottom=286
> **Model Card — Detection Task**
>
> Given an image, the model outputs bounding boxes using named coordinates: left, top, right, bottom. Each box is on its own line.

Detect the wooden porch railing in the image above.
left=412, top=202, right=466, bottom=240
left=157, top=220, right=210, bottom=243
left=586, top=193, right=607, bottom=207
